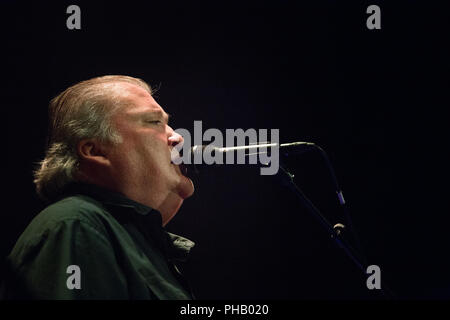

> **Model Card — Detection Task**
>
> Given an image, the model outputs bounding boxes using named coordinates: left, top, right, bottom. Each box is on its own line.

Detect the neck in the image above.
left=111, top=185, right=182, bottom=226
left=107, top=181, right=183, bottom=226
left=156, top=191, right=184, bottom=226
left=76, top=167, right=183, bottom=226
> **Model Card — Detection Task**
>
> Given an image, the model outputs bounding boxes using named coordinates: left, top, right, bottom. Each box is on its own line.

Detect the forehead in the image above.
left=116, top=82, right=164, bottom=115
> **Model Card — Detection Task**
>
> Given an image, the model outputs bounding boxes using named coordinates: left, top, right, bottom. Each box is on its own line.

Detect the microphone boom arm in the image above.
left=277, top=147, right=396, bottom=298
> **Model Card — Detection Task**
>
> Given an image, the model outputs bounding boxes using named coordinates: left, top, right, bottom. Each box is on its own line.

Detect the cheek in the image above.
left=109, top=143, right=134, bottom=169
left=113, top=128, right=170, bottom=164
left=134, top=138, right=171, bottom=169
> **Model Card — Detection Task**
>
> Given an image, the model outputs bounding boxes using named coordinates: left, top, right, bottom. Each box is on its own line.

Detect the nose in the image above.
left=167, top=125, right=184, bottom=148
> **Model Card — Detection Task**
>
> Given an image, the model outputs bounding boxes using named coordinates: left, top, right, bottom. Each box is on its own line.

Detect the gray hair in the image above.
left=34, top=75, right=152, bottom=202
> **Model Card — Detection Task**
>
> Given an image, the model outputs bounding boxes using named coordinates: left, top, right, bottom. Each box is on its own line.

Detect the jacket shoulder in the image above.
left=38, top=194, right=109, bottom=227
left=10, top=195, right=112, bottom=256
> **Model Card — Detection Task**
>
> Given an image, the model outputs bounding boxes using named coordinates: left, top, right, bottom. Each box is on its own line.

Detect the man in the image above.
left=3, top=75, right=196, bottom=299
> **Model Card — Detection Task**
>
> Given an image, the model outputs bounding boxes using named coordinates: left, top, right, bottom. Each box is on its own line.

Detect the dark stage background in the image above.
left=1, top=1, right=448, bottom=299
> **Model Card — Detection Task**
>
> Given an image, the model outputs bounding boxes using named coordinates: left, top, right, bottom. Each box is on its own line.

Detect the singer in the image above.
left=3, top=75, right=196, bottom=299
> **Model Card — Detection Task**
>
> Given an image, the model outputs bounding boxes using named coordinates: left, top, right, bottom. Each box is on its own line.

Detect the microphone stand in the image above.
left=186, top=142, right=395, bottom=297
left=277, top=152, right=395, bottom=299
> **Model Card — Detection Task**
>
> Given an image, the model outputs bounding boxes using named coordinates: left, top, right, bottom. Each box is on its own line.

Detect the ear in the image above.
left=77, top=139, right=111, bottom=166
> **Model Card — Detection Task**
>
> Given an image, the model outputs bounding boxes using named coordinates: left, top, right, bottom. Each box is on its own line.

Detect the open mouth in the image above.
left=170, top=160, right=188, bottom=176
left=170, top=147, right=189, bottom=176
left=178, top=163, right=188, bottom=176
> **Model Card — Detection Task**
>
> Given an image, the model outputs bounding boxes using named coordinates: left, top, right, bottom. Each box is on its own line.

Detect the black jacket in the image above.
left=3, top=183, right=195, bottom=300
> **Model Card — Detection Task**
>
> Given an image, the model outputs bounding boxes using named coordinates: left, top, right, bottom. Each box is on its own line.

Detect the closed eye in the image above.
left=147, top=120, right=162, bottom=124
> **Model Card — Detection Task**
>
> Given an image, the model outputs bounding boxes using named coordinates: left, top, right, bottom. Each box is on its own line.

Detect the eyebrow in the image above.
left=142, top=110, right=170, bottom=124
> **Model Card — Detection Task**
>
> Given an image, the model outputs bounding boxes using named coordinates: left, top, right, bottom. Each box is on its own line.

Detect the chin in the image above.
left=179, top=176, right=195, bottom=199
left=170, top=163, right=194, bottom=199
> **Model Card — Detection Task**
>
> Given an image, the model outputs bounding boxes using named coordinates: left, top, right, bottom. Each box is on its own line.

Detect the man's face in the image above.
left=106, top=82, right=194, bottom=208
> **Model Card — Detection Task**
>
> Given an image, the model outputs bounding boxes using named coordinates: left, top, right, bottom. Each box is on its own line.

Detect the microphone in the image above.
left=171, top=141, right=316, bottom=171
left=189, top=141, right=316, bottom=160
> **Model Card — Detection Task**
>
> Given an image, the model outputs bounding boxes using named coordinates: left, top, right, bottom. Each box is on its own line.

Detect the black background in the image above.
left=1, top=0, right=448, bottom=300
